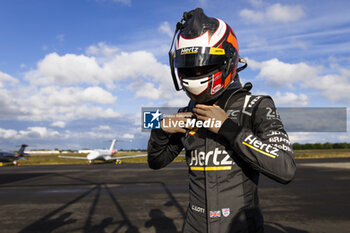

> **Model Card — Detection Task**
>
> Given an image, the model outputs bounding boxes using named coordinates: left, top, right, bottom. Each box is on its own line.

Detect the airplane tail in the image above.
left=109, top=139, right=117, bottom=154
left=17, top=144, right=28, bottom=157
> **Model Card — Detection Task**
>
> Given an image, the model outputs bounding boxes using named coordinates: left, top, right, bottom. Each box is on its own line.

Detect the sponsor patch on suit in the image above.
left=222, top=208, right=230, bottom=217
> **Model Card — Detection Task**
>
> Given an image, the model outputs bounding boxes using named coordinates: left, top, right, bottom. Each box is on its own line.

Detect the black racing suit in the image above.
left=147, top=85, right=296, bottom=233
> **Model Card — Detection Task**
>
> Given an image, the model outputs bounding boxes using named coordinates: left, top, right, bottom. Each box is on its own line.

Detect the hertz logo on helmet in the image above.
left=180, top=47, right=199, bottom=55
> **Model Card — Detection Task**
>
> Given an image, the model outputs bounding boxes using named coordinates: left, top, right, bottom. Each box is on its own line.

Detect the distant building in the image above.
left=78, top=150, right=94, bottom=154
left=27, top=150, right=60, bottom=154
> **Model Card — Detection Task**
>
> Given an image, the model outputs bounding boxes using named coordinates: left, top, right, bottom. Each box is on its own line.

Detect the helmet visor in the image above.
left=178, top=65, right=217, bottom=78
left=175, top=46, right=227, bottom=68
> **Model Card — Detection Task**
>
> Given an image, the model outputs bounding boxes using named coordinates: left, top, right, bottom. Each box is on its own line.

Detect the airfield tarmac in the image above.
left=0, top=158, right=349, bottom=233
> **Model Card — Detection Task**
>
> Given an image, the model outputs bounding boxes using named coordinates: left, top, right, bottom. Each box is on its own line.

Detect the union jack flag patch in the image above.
left=209, top=210, right=221, bottom=218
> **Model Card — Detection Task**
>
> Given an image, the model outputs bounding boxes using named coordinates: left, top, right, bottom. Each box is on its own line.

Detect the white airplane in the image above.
left=59, top=139, right=147, bottom=165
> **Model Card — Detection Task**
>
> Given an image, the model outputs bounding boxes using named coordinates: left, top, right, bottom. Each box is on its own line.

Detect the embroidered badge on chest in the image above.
left=222, top=208, right=230, bottom=217
left=210, top=210, right=221, bottom=218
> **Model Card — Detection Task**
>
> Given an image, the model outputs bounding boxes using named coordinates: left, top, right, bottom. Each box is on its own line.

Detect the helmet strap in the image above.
left=168, top=22, right=186, bottom=91
left=168, top=10, right=197, bottom=91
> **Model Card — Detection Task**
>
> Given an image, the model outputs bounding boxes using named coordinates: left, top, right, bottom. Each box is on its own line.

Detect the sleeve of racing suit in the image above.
left=147, top=128, right=184, bottom=170
left=218, top=97, right=296, bottom=184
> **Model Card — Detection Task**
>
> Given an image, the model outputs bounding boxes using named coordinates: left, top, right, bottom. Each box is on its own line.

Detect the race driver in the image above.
left=147, top=8, right=296, bottom=233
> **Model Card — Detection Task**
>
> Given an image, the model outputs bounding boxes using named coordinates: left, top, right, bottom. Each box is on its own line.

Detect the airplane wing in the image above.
left=58, top=155, right=87, bottom=160
left=109, top=154, right=147, bottom=160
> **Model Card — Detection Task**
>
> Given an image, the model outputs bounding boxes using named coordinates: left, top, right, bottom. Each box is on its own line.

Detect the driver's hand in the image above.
left=161, top=112, right=194, bottom=134
left=193, top=104, right=228, bottom=134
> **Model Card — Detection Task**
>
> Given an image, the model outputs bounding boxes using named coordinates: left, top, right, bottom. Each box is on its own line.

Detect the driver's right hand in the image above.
left=161, top=112, right=194, bottom=134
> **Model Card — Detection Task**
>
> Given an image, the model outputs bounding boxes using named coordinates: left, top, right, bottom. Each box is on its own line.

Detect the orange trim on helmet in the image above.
left=227, top=32, right=239, bottom=52
left=224, top=72, right=232, bottom=87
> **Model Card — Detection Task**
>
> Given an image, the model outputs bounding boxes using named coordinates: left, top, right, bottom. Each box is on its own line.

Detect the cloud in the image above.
left=71, top=130, right=117, bottom=140
left=6, top=84, right=120, bottom=122
left=0, top=128, right=18, bottom=139
left=2, top=43, right=189, bottom=125
left=159, top=21, right=173, bottom=38
left=248, top=58, right=319, bottom=88
left=96, top=125, right=111, bottom=131
left=25, top=48, right=172, bottom=90
left=165, top=91, right=190, bottom=107
left=129, top=82, right=162, bottom=100
left=0, top=44, right=187, bottom=127
left=240, top=9, right=264, bottom=23
left=0, top=90, right=24, bottom=118
left=22, top=127, right=60, bottom=138
left=0, top=71, right=18, bottom=88
left=303, top=73, right=350, bottom=103
left=248, top=0, right=263, bottom=7
left=267, top=4, right=305, bottom=23
left=86, top=42, right=119, bottom=59
left=0, top=125, right=128, bottom=142
left=121, top=133, right=134, bottom=139
left=18, top=93, right=120, bottom=122
left=0, top=127, right=60, bottom=140
left=0, top=86, right=120, bottom=122
left=249, top=58, right=350, bottom=104
left=288, top=132, right=350, bottom=144
left=51, top=121, right=66, bottom=128
left=25, top=53, right=108, bottom=87
left=240, top=3, right=305, bottom=23
left=81, top=86, right=117, bottom=104
left=273, top=91, right=308, bottom=107
left=288, top=132, right=326, bottom=144
left=28, top=86, right=117, bottom=106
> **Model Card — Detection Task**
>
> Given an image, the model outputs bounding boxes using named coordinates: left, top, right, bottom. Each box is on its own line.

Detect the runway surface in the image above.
left=0, top=158, right=349, bottom=233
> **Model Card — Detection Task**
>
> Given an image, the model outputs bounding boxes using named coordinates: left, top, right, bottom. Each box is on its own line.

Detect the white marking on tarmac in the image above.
left=299, top=162, right=350, bottom=169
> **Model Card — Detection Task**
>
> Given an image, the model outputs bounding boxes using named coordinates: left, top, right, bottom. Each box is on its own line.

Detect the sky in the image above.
left=0, top=0, right=350, bottom=151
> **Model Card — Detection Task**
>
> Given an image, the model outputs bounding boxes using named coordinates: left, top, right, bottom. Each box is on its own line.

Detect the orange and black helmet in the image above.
left=169, top=8, right=246, bottom=103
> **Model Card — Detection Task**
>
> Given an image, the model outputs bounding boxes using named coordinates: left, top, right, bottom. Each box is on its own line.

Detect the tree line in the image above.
left=292, top=142, right=350, bottom=150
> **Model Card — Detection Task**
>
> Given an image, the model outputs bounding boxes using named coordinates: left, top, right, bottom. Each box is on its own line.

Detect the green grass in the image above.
left=19, top=153, right=90, bottom=165
left=14, top=152, right=184, bottom=166
left=294, top=148, right=350, bottom=159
